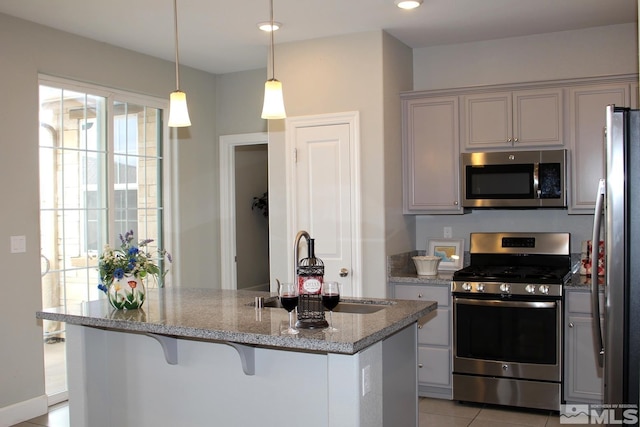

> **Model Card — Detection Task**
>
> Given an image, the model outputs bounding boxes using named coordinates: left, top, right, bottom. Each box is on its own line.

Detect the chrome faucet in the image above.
left=293, top=230, right=310, bottom=280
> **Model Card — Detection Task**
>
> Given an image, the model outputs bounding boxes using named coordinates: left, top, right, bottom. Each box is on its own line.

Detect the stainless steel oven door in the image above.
left=453, top=295, right=562, bottom=382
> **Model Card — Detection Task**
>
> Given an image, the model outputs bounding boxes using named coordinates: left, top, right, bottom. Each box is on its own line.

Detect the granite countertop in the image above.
left=36, top=288, right=436, bottom=355
left=387, top=250, right=458, bottom=286
left=566, top=273, right=604, bottom=290
left=388, top=270, right=454, bottom=285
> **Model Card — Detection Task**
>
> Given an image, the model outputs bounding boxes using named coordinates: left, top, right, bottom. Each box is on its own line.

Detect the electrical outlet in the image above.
left=444, top=226, right=452, bottom=239
left=362, top=365, right=371, bottom=396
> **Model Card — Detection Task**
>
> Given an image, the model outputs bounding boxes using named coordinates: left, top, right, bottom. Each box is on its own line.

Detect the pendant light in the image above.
left=261, top=0, right=286, bottom=119
left=168, top=0, right=191, bottom=127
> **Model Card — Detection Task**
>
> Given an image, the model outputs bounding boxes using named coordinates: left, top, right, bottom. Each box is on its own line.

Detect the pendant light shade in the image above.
left=168, top=0, right=191, bottom=127
left=169, top=90, right=191, bottom=127
left=261, top=0, right=286, bottom=119
left=261, top=79, right=286, bottom=119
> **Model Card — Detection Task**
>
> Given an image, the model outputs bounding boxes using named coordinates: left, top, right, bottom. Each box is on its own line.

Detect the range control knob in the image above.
left=525, top=284, right=536, bottom=294
left=539, top=285, right=550, bottom=295
left=462, top=282, right=472, bottom=292
left=499, top=283, right=511, bottom=293
left=476, top=283, right=485, bottom=293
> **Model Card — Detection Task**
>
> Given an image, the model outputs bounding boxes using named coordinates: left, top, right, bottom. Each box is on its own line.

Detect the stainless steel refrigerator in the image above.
left=591, top=105, right=640, bottom=423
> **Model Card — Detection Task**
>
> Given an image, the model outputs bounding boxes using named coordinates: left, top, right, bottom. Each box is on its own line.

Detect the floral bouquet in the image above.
left=97, top=230, right=172, bottom=309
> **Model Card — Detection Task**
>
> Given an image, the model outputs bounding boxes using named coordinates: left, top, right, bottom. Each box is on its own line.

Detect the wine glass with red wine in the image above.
left=279, top=282, right=299, bottom=335
left=322, top=281, right=340, bottom=332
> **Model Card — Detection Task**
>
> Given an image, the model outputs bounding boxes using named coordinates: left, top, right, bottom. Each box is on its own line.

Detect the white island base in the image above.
left=66, top=323, right=418, bottom=427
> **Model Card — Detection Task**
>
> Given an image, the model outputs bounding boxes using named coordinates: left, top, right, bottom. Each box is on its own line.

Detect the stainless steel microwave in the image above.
left=461, top=149, right=567, bottom=208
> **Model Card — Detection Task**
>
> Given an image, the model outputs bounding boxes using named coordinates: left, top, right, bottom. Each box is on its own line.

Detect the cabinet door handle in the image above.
left=418, top=364, right=423, bottom=368
left=569, top=322, right=574, bottom=328
left=514, top=137, right=519, bottom=143
left=417, top=293, right=423, bottom=298
left=418, top=324, right=423, bottom=329
left=507, top=138, right=513, bottom=143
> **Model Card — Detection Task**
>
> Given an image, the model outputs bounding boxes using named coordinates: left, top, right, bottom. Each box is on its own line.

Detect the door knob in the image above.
left=339, top=268, right=349, bottom=277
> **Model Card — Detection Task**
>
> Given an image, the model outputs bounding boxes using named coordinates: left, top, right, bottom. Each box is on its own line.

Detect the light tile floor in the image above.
left=13, top=397, right=565, bottom=427
left=11, top=403, right=69, bottom=427
left=419, top=398, right=563, bottom=427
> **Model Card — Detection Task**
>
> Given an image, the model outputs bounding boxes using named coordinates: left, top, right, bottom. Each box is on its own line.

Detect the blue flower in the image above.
left=114, top=268, right=125, bottom=279
left=97, top=283, right=108, bottom=294
left=128, top=247, right=139, bottom=256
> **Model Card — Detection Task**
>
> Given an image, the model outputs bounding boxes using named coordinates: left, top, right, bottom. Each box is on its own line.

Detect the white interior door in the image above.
left=286, top=112, right=361, bottom=297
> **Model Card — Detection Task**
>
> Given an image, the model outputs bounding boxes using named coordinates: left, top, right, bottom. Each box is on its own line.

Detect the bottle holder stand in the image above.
left=296, top=294, right=328, bottom=329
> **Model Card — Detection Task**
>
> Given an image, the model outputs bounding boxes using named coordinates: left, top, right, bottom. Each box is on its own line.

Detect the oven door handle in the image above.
left=454, top=298, right=556, bottom=309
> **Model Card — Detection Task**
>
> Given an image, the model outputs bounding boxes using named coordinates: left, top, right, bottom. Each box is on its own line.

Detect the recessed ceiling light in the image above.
left=395, top=0, right=423, bottom=10
left=258, top=21, right=282, bottom=32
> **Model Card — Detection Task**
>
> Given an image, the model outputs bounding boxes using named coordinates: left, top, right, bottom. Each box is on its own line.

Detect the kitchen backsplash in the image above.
left=415, top=208, right=593, bottom=255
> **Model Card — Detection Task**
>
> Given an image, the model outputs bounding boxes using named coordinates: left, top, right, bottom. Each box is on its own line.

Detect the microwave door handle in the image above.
left=533, top=163, right=541, bottom=198
left=591, top=178, right=605, bottom=368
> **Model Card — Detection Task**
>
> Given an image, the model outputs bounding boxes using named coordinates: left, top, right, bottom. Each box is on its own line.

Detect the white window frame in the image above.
left=38, top=74, right=176, bottom=287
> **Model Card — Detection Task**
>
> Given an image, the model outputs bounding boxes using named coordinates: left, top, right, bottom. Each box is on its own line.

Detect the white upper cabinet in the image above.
left=402, top=96, right=463, bottom=214
left=400, top=74, right=637, bottom=215
left=462, top=88, right=563, bottom=151
left=568, top=82, right=630, bottom=213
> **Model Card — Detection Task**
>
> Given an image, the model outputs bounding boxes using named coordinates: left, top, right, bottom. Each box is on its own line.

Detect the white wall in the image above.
left=0, top=12, right=218, bottom=420
left=215, top=69, right=267, bottom=136
left=383, top=33, right=417, bottom=255
left=414, top=23, right=638, bottom=91
left=412, top=23, right=639, bottom=253
left=267, top=31, right=413, bottom=298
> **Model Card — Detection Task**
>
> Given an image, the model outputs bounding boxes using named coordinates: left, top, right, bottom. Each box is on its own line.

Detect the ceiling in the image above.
left=0, top=0, right=637, bottom=75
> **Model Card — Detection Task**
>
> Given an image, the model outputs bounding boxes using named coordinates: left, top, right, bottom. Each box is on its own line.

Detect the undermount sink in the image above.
left=333, top=302, right=389, bottom=314
left=250, top=297, right=393, bottom=314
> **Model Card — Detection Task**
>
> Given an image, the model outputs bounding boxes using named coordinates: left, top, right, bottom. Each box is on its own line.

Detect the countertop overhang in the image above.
left=37, top=288, right=436, bottom=355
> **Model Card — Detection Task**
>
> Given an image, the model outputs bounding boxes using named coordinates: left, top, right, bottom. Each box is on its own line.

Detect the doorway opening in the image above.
left=220, top=133, right=269, bottom=290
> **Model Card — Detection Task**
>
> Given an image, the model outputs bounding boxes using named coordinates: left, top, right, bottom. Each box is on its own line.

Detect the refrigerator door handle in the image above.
left=591, top=178, right=606, bottom=368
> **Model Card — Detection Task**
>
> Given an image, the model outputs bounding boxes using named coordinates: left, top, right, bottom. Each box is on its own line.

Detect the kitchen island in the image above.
left=37, top=288, right=435, bottom=427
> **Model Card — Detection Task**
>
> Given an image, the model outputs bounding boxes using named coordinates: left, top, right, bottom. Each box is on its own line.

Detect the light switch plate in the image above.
left=11, top=235, right=26, bottom=253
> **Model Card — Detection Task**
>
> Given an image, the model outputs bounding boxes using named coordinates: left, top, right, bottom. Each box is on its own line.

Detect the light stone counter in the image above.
left=388, top=250, right=459, bottom=286
left=36, top=288, right=436, bottom=427
left=37, top=288, right=435, bottom=355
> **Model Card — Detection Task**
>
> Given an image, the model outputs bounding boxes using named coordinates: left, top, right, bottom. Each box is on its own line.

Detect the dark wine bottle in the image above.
left=295, top=238, right=328, bottom=329
left=297, top=238, right=324, bottom=295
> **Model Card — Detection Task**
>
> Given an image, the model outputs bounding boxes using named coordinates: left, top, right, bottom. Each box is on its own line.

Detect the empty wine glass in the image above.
left=322, top=281, right=340, bottom=332
left=279, top=282, right=299, bottom=335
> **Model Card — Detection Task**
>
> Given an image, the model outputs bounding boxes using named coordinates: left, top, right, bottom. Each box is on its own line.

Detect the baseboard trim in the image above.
left=0, top=394, right=48, bottom=427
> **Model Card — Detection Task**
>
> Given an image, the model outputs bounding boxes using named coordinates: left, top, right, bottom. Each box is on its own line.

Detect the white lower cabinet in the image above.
left=391, top=282, right=452, bottom=399
left=564, top=289, right=604, bottom=404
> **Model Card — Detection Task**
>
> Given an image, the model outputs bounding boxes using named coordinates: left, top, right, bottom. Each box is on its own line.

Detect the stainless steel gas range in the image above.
left=451, top=232, right=571, bottom=412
